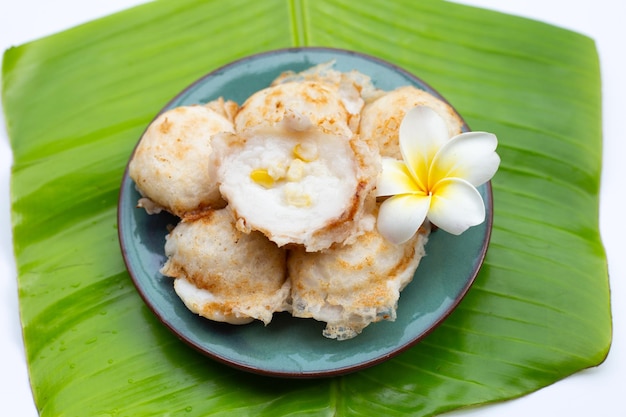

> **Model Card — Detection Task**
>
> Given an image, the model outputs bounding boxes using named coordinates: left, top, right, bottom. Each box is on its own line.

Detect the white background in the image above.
left=1, top=1, right=624, bottom=416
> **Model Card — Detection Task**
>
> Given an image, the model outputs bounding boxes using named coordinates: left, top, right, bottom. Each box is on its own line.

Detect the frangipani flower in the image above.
left=375, top=106, right=500, bottom=244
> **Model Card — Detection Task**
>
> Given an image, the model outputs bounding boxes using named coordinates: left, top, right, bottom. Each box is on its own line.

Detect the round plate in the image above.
left=117, top=47, right=493, bottom=378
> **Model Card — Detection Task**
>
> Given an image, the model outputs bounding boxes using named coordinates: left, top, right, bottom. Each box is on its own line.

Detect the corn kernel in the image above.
left=250, top=169, right=275, bottom=188
left=284, top=183, right=312, bottom=207
left=286, top=159, right=306, bottom=181
left=267, top=163, right=287, bottom=181
left=293, top=142, right=319, bottom=162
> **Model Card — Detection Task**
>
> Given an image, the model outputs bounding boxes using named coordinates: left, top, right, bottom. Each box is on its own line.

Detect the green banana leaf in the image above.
left=2, top=0, right=610, bottom=416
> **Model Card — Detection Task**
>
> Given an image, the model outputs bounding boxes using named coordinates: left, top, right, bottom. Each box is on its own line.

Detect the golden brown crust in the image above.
left=235, top=81, right=353, bottom=137
left=359, top=86, right=464, bottom=159
left=160, top=208, right=290, bottom=325
left=288, top=208, right=430, bottom=340
left=129, top=103, right=234, bottom=217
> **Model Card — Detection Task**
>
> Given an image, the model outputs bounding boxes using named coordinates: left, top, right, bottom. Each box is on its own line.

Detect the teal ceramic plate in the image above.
left=118, top=47, right=493, bottom=378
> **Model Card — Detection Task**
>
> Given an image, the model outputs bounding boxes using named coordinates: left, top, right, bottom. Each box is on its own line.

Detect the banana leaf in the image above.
left=2, top=0, right=610, bottom=416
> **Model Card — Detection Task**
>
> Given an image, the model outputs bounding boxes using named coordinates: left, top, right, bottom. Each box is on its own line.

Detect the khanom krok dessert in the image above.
left=129, top=99, right=238, bottom=218
left=128, top=62, right=474, bottom=340
left=161, top=208, right=290, bottom=325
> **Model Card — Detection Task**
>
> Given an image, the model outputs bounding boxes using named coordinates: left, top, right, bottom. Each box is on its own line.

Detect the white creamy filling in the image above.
left=218, top=131, right=357, bottom=240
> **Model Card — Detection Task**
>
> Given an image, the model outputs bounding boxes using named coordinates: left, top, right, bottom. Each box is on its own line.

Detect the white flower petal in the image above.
left=399, top=106, right=450, bottom=183
left=431, top=131, right=500, bottom=187
left=377, top=194, right=430, bottom=244
left=428, top=178, right=486, bottom=235
left=376, top=158, right=424, bottom=196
